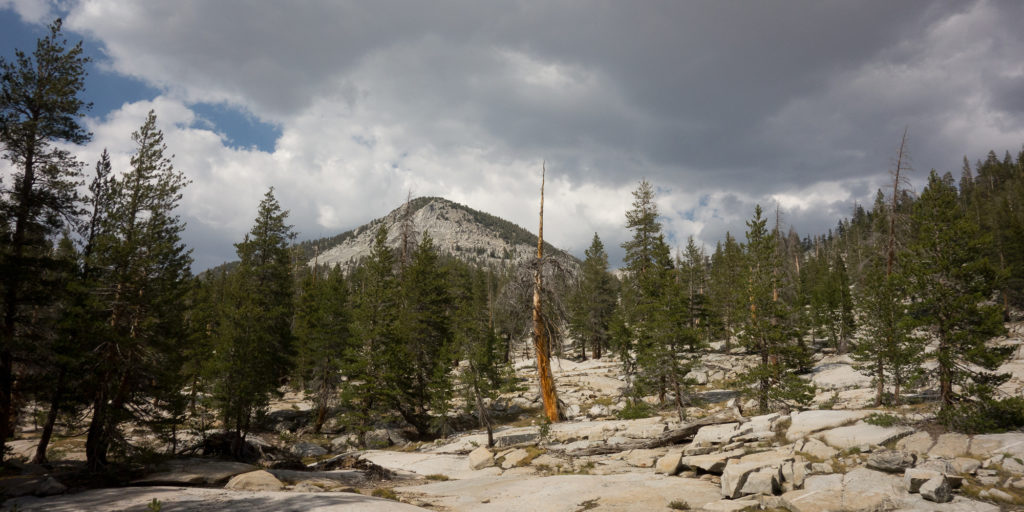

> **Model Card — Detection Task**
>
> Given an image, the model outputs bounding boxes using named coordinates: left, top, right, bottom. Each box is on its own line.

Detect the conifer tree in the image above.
left=26, top=235, right=90, bottom=463
left=84, top=111, right=192, bottom=469
left=709, top=232, right=746, bottom=351
left=206, top=188, right=294, bottom=454
left=906, top=171, right=1008, bottom=418
left=293, top=266, right=351, bottom=433
left=0, top=19, right=91, bottom=458
left=615, top=180, right=696, bottom=418
left=345, top=225, right=399, bottom=437
left=567, top=233, right=616, bottom=359
left=679, top=236, right=709, bottom=351
left=451, top=265, right=507, bottom=445
left=851, top=186, right=922, bottom=406
left=809, top=251, right=855, bottom=353
left=735, top=205, right=813, bottom=413
left=394, top=232, right=453, bottom=434
left=852, top=260, right=922, bottom=406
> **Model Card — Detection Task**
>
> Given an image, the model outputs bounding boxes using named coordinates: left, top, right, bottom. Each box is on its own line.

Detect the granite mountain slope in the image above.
left=298, top=196, right=578, bottom=272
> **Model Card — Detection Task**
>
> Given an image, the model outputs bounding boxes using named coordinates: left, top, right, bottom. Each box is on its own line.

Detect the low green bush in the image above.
left=938, top=397, right=1024, bottom=434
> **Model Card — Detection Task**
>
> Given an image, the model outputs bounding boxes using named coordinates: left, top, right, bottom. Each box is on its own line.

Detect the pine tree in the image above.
left=709, top=232, right=746, bottom=351
left=451, top=265, right=507, bottom=445
left=25, top=235, right=90, bottom=463
left=206, top=188, right=294, bottom=454
left=850, top=186, right=922, bottom=406
left=293, top=266, right=351, bottom=433
left=809, top=251, right=855, bottom=353
left=615, top=180, right=696, bottom=419
left=736, top=205, right=813, bottom=413
left=906, top=171, right=1008, bottom=417
left=84, top=111, right=192, bottom=469
left=0, top=18, right=91, bottom=459
left=852, top=260, right=922, bottom=406
left=344, top=225, right=400, bottom=437
left=567, top=233, right=617, bottom=359
left=678, top=236, right=708, bottom=351
left=394, top=232, right=453, bottom=434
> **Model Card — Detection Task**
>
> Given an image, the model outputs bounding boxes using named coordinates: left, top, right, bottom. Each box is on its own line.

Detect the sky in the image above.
left=2, top=1, right=1023, bottom=271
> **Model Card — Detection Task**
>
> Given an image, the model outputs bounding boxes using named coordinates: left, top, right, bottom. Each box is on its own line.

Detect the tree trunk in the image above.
left=314, top=405, right=327, bottom=434
left=938, top=328, right=953, bottom=406
left=887, top=127, right=907, bottom=277
left=0, top=351, right=12, bottom=463
left=469, top=362, right=494, bottom=448
left=32, top=373, right=65, bottom=464
left=86, top=396, right=109, bottom=471
left=533, top=163, right=559, bottom=423
left=875, top=358, right=884, bottom=407
left=671, top=374, right=686, bottom=421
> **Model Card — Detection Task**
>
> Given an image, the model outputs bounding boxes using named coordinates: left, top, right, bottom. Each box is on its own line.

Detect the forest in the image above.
left=2, top=20, right=1023, bottom=476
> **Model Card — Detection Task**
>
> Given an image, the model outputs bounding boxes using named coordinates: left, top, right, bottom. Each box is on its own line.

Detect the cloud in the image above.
left=10, top=0, right=1018, bottom=269
left=0, top=0, right=56, bottom=24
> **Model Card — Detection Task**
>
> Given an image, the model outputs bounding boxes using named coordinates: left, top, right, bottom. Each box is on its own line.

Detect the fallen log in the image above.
left=562, top=407, right=745, bottom=456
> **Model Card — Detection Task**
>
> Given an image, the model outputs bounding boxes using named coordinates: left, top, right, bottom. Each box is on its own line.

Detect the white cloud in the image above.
left=20, top=0, right=1021, bottom=269
left=0, top=0, right=56, bottom=24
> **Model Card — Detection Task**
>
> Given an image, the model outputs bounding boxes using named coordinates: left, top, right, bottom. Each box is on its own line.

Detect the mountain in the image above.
left=295, top=196, right=579, bottom=272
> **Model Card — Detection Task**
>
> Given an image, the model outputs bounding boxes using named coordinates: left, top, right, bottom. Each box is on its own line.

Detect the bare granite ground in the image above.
left=5, top=326, right=1024, bottom=512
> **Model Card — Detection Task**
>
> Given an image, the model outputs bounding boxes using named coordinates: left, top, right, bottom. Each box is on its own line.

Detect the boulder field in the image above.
left=6, top=340, right=1024, bottom=511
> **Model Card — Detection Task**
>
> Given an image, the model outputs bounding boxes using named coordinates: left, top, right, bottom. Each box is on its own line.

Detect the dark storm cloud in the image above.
left=66, top=2, right=978, bottom=184
left=7, top=0, right=1017, bottom=267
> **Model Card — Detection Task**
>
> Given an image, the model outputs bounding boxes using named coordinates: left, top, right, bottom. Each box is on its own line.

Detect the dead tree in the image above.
left=887, top=127, right=910, bottom=277
left=534, top=163, right=560, bottom=423
left=398, top=190, right=417, bottom=270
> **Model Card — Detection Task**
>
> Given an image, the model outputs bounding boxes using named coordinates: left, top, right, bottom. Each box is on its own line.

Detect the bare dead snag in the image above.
left=887, top=127, right=908, bottom=277
left=878, top=127, right=910, bottom=407
left=534, top=162, right=560, bottom=423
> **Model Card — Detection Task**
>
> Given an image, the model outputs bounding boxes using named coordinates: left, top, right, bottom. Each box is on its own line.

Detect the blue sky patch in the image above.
left=192, top=102, right=281, bottom=153
left=1, top=9, right=280, bottom=154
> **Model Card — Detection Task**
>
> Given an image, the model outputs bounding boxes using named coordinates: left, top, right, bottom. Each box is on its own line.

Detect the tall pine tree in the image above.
left=906, top=171, right=1008, bottom=419
left=0, top=19, right=91, bottom=459
left=206, top=188, right=295, bottom=454
left=568, top=233, right=617, bottom=359
left=735, top=205, right=813, bottom=413
left=615, top=180, right=695, bottom=419
left=293, top=266, right=351, bottom=433
left=84, top=111, right=192, bottom=469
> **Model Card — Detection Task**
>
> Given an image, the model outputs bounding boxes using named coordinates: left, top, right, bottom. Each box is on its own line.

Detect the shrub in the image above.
left=372, top=488, right=398, bottom=500
left=938, top=397, right=1024, bottom=434
left=864, top=413, right=900, bottom=427
left=616, top=401, right=655, bottom=420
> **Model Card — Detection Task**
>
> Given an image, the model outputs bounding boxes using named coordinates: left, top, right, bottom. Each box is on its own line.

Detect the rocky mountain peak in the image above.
left=304, top=197, right=577, bottom=271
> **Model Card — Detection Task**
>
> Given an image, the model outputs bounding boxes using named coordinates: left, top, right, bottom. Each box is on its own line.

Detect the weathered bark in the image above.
left=534, top=163, right=559, bottom=423
left=887, top=127, right=907, bottom=277
left=85, top=396, right=110, bottom=470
